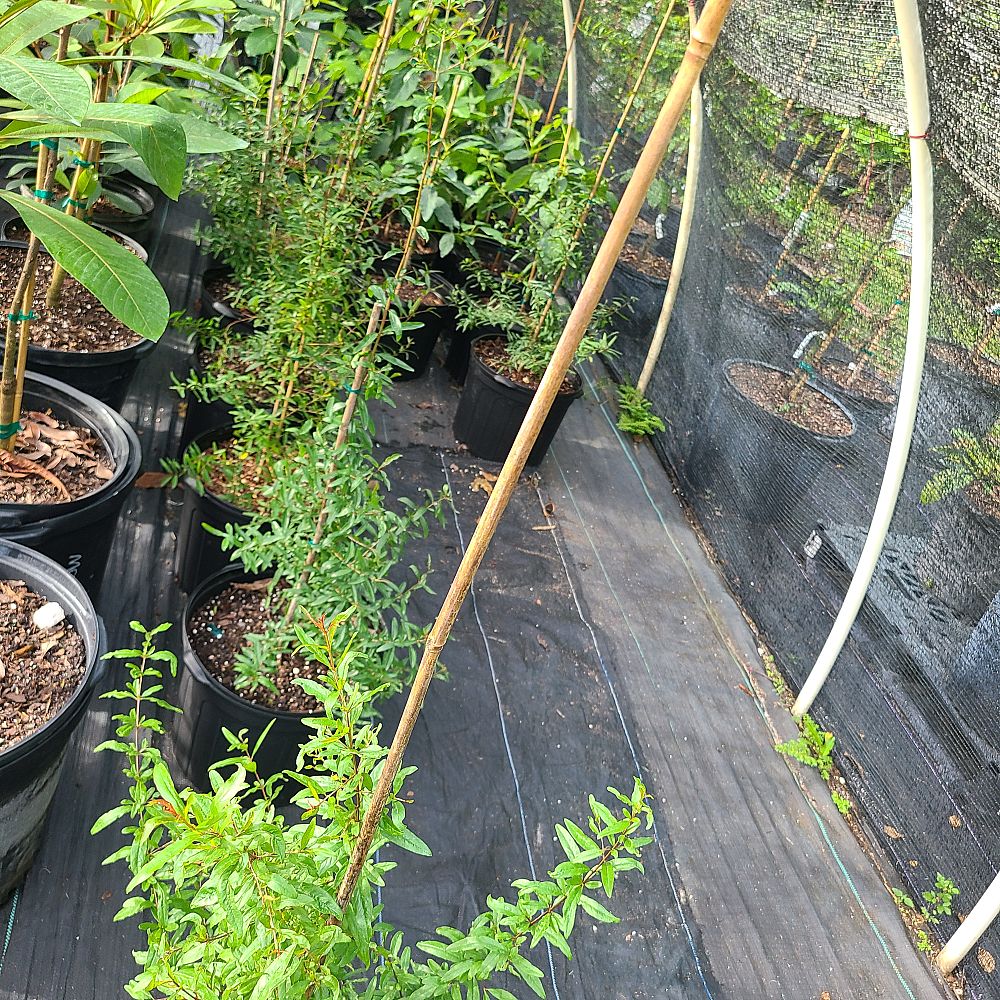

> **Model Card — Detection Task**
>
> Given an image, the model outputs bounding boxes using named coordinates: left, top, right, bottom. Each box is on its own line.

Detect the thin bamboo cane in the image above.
left=560, top=0, right=578, bottom=130
left=505, top=53, right=527, bottom=129
left=335, top=0, right=734, bottom=912
left=279, top=74, right=465, bottom=628
left=524, top=0, right=677, bottom=327
left=256, top=0, right=290, bottom=213
left=635, top=0, right=700, bottom=397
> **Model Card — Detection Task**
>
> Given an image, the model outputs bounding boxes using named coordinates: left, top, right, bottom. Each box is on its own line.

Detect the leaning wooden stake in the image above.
left=335, top=0, right=734, bottom=911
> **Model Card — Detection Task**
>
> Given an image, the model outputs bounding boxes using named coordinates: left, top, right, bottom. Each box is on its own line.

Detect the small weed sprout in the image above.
left=831, top=790, right=851, bottom=816
left=616, top=383, right=666, bottom=437
left=775, top=713, right=835, bottom=780
left=891, top=874, right=960, bottom=954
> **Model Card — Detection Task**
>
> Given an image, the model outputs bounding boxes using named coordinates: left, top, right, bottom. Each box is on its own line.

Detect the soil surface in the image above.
left=928, top=341, right=1000, bottom=389
left=379, top=277, right=446, bottom=308
left=967, top=481, right=1000, bottom=522
left=0, top=245, right=141, bottom=352
left=728, top=361, right=854, bottom=437
left=204, top=273, right=254, bottom=323
left=196, top=437, right=273, bottom=516
left=818, top=358, right=896, bottom=405
left=474, top=337, right=580, bottom=394
left=619, top=241, right=672, bottom=281
left=378, top=218, right=437, bottom=256
left=0, top=410, right=114, bottom=503
left=188, top=579, right=323, bottom=714
left=0, top=579, right=86, bottom=751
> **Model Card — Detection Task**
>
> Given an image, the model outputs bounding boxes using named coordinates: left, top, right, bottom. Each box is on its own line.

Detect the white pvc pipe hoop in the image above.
left=561, top=0, right=578, bottom=128
left=791, top=0, right=933, bottom=719
left=636, top=30, right=703, bottom=395
left=938, top=870, right=1000, bottom=974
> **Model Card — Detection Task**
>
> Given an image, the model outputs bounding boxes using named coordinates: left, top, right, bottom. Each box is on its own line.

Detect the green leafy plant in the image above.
left=831, top=790, right=851, bottom=816
left=95, top=619, right=654, bottom=999
left=921, top=423, right=1000, bottom=509
left=891, top=874, right=960, bottom=955
left=616, top=383, right=665, bottom=436
left=209, top=402, right=447, bottom=700
left=774, top=713, right=835, bottom=781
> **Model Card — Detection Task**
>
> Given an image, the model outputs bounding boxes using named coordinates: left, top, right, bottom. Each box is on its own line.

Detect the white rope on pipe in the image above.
left=792, top=0, right=933, bottom=718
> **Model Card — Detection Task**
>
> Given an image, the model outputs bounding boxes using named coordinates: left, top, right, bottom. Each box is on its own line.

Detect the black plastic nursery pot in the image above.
left=0, top=238, right=156, bottom=411
left=0, top=372, right=141, bottom=597
left=387, top=278, right=457, bottom=381
left=175, top=426, right=252, bottom=593
left=0, top=539, right=103, bottom=905
left=174, top=566, right=308, bottom=791
left=687, top=358, right=856, bottom=527
left=443, top=322, right=505, bottom=385
left=0, top=220, right=148, bottom=263
left=178, top=346, right=236, bottom=453
left=453, top=334, right=582, bottom=466
left=198, top=265, right=255, bottom=335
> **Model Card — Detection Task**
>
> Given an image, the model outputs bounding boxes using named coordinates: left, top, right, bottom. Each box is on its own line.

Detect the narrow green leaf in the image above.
left=0, top=55, right=89, bottom=122
left=0, top=191, right=168, bottom=341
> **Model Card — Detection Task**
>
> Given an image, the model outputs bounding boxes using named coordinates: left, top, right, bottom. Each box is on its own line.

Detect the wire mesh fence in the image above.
left=507, top=0, right=1000, bottom=993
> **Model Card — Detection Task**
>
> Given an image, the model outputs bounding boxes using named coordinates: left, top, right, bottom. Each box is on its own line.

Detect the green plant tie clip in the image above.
left=60, top=196, right=86, bottom=209
left=72, top=157, right=94, bottom=168
left=0, top=421, right=21, bottom=440
left=7, top=311, right=36, bottom=322
left=798, top=360, right=815, bottom=375
left=30, top=139, right=57, bottom=151
left=207, top=623, right=223, bottom=639
left=343, top=384, right=360, bottom=394
left=33, top=189, right=51, bottom=200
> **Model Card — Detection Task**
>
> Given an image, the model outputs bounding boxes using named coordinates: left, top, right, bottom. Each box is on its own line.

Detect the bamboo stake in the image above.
left=523, top=0, right=677, bottom=328
left=257, top=0, right=290, bottom=209
left=635, top=0, right=701, bottom=396
left=505, top=53, right=527, bottom=129
left=335, top=0, right=734, bottom=912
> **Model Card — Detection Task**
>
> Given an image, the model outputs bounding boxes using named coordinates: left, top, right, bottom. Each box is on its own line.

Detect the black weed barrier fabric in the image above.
left=379, top=447, right=718, bottom=999
left=502, top=0, right=1000, bottom=994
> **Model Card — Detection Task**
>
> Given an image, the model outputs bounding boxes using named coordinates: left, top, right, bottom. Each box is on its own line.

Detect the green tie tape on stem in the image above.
left=72, top=157, right=94, bottom=168
left=60, top=196, right=86, bottom=210
left=343, top=385, right=360, bottom=394
left=30, top=139, right=58, bottom=151
left=798, top=360, right=815, bottom=375
left=34, top=189, right=51, bottom=200
left=7, top=311, right=36, bottom=322
left=0, top=421, right=21, bottom=440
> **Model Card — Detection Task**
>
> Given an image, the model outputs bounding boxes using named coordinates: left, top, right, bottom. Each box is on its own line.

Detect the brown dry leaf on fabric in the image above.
left=884, top=825, right=904, bottom=840
left=0, top=452, right=70, bottom=499
left=820, top=992, right=832, bottom=1000
left=537, top=636, right=548, bottom=650
left=950, top=814, right=963, bottom=829
left=471, top=472, right=497, bottom=496
left=978, top=948, right=996, bottom=974
left=233, top=579, right=270, bottom=592
left=136, top=471, right=168, bottom=489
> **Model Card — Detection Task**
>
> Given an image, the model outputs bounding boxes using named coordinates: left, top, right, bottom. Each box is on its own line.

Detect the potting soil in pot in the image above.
left=0, top=245, right=141, bottom=353
left=816, top=358, right=896, bottom=405
left=474, top=336, right=580, bottom=394
left=0, top=579, right=84, bottom=750
left=198, top=438, right=274, bottom=514
left=187, top=579, right=325, bottom=714
left=727, top=360, right=853, bottom=436
left=0, top=411, right=114, bottom=504
left=618, top=241, right=672, bottom=282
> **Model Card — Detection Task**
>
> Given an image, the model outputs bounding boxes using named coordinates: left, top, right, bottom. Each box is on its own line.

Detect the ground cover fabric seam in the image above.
left=0, top=887, right=18, bottom=981
left=535, top=482, right=719, bottom=1000
left=439, top=454, right=563, bottom=1000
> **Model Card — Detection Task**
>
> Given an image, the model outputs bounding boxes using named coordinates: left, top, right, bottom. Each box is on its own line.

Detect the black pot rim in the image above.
left=182, top=565, right=309, bottom=724
left=614, top=236, right=672, bottom=288
left=0, top=539, right=102, bottom=770
left=0, top=221, right=147, bottom=263
left=722, top=357, right=856, bottom=442
left=183, top=424, right=252, bottom=518
left=0, top=239, right=154, bottom=364
left=815, top=360, right=896, bottom=409
left=1, top=371, right=141, bottom=519
left=469, top=332, right=583, bottom=399
left=13, top=173, right=154, bottom=221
